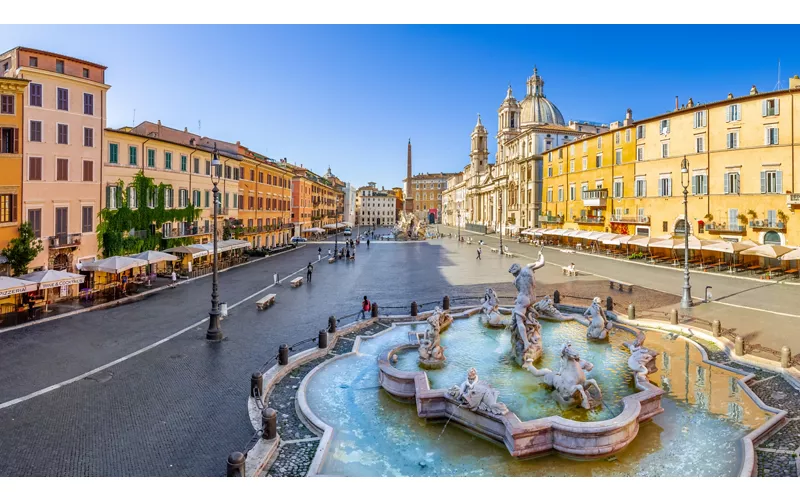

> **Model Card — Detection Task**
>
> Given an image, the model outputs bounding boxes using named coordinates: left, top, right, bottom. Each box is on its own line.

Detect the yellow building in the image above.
left=238, top=147, right=292, bottom=248
left=542, top=77, right=800, bottom=245
left=0, top=77, right=27, bottom=255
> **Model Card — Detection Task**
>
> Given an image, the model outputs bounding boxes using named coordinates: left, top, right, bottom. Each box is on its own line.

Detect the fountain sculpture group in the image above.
left=417, top=307, right=453, bottom=369
left=394, top=212, right=426, bottom=240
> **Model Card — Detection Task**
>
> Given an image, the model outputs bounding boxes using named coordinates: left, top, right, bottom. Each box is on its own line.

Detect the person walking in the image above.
left=366, top=239, right=370, bottom=249
left=171, top=270, right=177, bottom=288
left=476, top=247, right=482, bottom=260
left=318, top=247, right=322, bottom=260
left=359, top=296, right=371, bottom=320
left=307, top=262, right=314, bottom=283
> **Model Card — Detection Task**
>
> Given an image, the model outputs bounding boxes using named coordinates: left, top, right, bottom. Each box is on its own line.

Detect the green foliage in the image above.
left=97, top=171, right=201, bottom=257
left=1, top=222, right=44, bottom=276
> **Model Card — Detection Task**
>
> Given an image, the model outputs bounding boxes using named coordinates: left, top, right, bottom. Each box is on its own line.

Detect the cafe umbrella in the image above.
left=19, top=270, right=86, bottom=313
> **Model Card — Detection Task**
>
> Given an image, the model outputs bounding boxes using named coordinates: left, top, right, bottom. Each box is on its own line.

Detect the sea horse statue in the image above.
left=524, top=343, right=603, bottom=410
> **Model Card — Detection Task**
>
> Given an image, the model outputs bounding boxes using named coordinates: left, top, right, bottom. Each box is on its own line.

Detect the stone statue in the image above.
left=584, top=297, right=613, bottom=341
left=508, top=252, right=546, bottom=366
left=480, top=288, right=509, bottom=327
left=623, top=335, right=659, bottom=391
left=524, top=343, right=602, bottom=410
left=448, top=367, right=508, bottom=416
left=533, top=295, right=570, bottom=321
left=418, top=307, right=452, bottom=369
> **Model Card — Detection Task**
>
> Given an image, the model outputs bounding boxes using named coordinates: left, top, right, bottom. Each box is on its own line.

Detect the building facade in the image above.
left=1, top=47, right=109, bottom=272
left=0, top=76, right=27, bottom=254
left=406, top=172, right=458, bottom=223
left=290, top=164, right=337, bottom=234
left=237, top=146, right=292, bottom=248
left=356, top=182, right=396, bottom=227
left=541, top=76, right=800, bottom=245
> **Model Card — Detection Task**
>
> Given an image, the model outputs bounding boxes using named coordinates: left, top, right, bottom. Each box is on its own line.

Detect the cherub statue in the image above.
left=584, top=297, right=613, bottom=340
left=448, top=368, right=508, bottom=415
left=533, top=295, right=570, bottom=321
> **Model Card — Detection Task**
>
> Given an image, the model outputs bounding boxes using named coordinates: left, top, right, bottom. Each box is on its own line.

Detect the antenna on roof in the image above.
left=132, top=108, right=136, bottom=126
left=774, top=59, right=782, bottom=91
left=198, top=120, right=201, bottom=132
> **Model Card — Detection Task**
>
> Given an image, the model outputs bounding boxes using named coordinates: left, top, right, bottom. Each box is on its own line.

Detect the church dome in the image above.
left=519, top=67, right=565, bottom=126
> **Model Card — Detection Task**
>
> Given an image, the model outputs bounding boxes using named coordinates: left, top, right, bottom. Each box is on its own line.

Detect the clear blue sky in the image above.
left=2, top=25, right=798, bottom=188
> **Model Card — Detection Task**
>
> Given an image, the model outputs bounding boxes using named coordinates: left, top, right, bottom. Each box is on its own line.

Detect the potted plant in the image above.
left=737, top=213, right=748, bottom=228
left=778, top=210, right=788, bottom=229
left=704, top=213, right=713, bottom=222
left=747, top=209, right=758, bottom=221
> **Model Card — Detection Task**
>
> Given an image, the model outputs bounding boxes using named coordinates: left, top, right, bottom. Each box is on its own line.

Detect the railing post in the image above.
left=371, top=302, right=378, bottom=317
left=553, top=290, right=560, bottom=304
left=627, top=303, right=635, bottom=320
left=712, top=320, right=721, bottom=337
left=262, top=408, right=277, bottom=440
left=781, top=346, right=791, bottom=368
left=606, top=296, right=613, bottom=312
left=410, top=301, right=418, bottom=317
left=250, top=372, right=263, bottom=399
left=226, top=452, right=246, bottom=477
left=328, top=315, right=336, bottom=333
left=669, top=309, right=678, bottom=325
left=735, top=336, right=744, bottom=356
left=278, top=344, right=289, bottom=365
left=443, top=295, right=450, bottom=311
left=318, top=329, right=328, bottom=349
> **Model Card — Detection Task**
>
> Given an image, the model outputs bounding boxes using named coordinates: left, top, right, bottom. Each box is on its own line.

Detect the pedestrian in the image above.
left=346, top=247, right=350, bottom=259
left=476, top=247, right=482, bottom=260
left=307, top=262, right=313, bottom=283
left=359, top=295, right=371, bottom=320
left=367, top=239, right=370, bottom=248
left=328, top=249, right=332, bottom=259
left=171, top=269, right=177, bottom=288
left=318, top=247, right=322, bottom=260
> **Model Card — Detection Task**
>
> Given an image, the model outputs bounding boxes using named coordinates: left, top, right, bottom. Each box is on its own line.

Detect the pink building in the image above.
left=0, top=47, right=109, bottom=272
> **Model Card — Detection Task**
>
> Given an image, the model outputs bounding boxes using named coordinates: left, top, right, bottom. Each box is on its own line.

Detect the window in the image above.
left=558, top=163, right=563, bottom=175
left=28, top=209, right=41, bottom=238
left=765, top=126, right=779, bottom=145
left=29, top=120, right=42, bottom=142
left=56, top=159, right=68, bottom=181
left=626, top=129, right=632, bottom=143
left=569, top=159, right=574, bottom=172
left=691, top=173, right=708, bottom=195
left=615, top=149, right=622, bottom=165
left=557, top=186, right=564, bottom=202
left=29, top=83, right=42, bottom=106
left=82, top=160, right=93, bottom=182
left=693, top=110, right=707, bottom=128
left=83, top=127, right=93, bottom=147
left=148, top=189, right=157, bottom=208
left=726, top=104, right=741, bottom=122
left=662, top=221, right=669, bottom=232
left=661, top=142, right=669, bottom=158
left=205, top=160, right=210, bottom=176
left=724, top=172, right=740, bottom=195
left=193, top=158, right=200, bottom=174
left=28, top=157, right=42, bottom=180
left=636, top=124, right=646, bottom=139
left=83, top=68, right=90, bottom=79
left=581, top=157, right=587, bottom=171
left=29, top=56, right=38, bottom=67
left=767, top=209, right=777, bottom=227
left=546, top=188, right=552, bottom=203
left=0, top=194, right=17, bottom=223
left=107, top=186, right=119, bottom=209
left=613, top=179, right=623, bottom=198
left=0, top=95, right=13, bottom=114
left=165, top=188, right=174, bottom=208
left=109, top=143, right=118, bottom=164
left=726, top=131, right=739, bottom=149
left=165, top=152, right=172, bottom=170
left=57, top=124, right=68, bottom=144
left=81, top=206, right=93, bottom=233
left=83, top=93, right=94, bottom=115
left=205, top=191, right=210, bottom=208
left=761, top=170, right=782, bottom=194
left=179, top=155, right=187, bottom=172
left=57, top=87, right=69, bottom=111
left=763, top=98, right=780, bottom=117
left=125, top=146, right=136, bottom=166
left=636, top=146, right=644, bottom=161
left=547, top=152, right=552, bottom=161
left=728, top=208, right=739, bottom=229
left=56, top=60, right=64, bottom=73
left=193, top=190, right=201, bottom=207
left=547, top=166, right=552, bottom=177
left=614, top=131, right=620, bottom=144
left=595, top=153, right=602, bottom=168
left=178, top=189, right=188, bottom=208
left=147, top=149, right=155, bottom=168
left=695, top=136, right=704, bottom=153
left=128, top=187, right=137, bottom=209
left=582, top=141, right=588, bottom=153
left=660, top=119, right=670, bottom=135
left=658, top=177, right=672, bottom=197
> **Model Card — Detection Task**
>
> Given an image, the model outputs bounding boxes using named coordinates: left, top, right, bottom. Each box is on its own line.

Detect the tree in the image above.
left=2, top=222, right=44, bottom=276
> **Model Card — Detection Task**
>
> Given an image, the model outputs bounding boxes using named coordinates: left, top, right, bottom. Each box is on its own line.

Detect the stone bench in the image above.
left=256, top=293, right=276, bottom=310
left=563, top=267, right=578, bottom=277
left=291, top=277, right=304, bottom=288
left=609, top=279, right=633, bottom=292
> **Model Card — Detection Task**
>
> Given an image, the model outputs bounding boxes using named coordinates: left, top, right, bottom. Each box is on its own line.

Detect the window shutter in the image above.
left=764, top=127, right=770, bottom=145
left=760, top=171, right=766, bottom=193
left=723, top=174, right=729, bottom=195
left=735, top=174, right=740, bottom=194
left=691, top=175, right=697, bottom=195
left=658, top=180, right=662, bottom=197
left=777, top=171, right=783, bottom=193
left=13, top=127, right=19, bottom=154
left=775, top=99, right=780, bottom=115
left=12, top=194, right=17, bottom=222
left=668, top=178, right=673, bottom=196
left=106, top=186, right=111, bottom=208
left=762, top=100, right=767, bottom=116
left=725, top=106, right=731, bottom=122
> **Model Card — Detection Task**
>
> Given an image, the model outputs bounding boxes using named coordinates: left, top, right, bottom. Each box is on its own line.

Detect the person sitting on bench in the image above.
left=562, top=263, right=577, bottom=276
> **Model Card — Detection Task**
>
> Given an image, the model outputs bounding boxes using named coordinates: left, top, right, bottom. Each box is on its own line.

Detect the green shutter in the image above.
left=106, top=185, right=111, bottom=208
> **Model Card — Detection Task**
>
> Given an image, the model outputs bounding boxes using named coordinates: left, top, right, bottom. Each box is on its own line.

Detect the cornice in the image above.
left=20, top=67, right=111, bottom=90
left=0, top=79, right=29, bottom=93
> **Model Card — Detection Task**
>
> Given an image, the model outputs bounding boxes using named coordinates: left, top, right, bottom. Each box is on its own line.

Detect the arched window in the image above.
left=674, top=219, right=688, bottom=235
left=764, top=230, right=782, bottom=244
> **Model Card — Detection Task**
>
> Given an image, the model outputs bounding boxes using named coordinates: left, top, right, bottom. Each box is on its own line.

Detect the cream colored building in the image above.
left=356, top=182, right=396, bottom=227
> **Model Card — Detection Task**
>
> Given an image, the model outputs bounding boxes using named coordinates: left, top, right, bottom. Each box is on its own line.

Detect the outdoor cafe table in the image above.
left=746, top=264, right=763, bottom=275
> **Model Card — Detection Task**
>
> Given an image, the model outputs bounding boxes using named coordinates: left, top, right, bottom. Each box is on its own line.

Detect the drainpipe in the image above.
left=706, top=104, right=711, bottom=220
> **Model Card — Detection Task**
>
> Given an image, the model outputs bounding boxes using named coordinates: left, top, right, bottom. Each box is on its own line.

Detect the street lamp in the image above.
left=206, top=144, right=223, bottom=342
left=497, top=187, right=504, bottom=255
left=457, top=208, right=461, bottom=241
left=680, top=155, right=693, bottom=309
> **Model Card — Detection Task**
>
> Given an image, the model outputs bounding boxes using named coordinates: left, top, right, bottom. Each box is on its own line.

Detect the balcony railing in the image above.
left=610, top=214, right=650, bottom=224
left=163, top=225, right=212, bottom=239
left=574, top=216, right=605, bottom=225
left=539, top=215, right=564, bottom=224
left=706, top=222, right=746, bottom=234
left=581, top=189, right=608, bottom=207
left=787, top=193, right=800, bottom=205
left=48, top=233, right=81, bottom=249
left=749, top=219, right=786, bottom=231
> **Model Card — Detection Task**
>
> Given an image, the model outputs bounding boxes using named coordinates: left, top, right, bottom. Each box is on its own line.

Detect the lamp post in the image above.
left=497, top=187, right=504, bottom=255
left=457, top=207, right=461, bottom=241
left=206, top=144, right=224, bottom=341
left=680, top=155, right=693, bottom=309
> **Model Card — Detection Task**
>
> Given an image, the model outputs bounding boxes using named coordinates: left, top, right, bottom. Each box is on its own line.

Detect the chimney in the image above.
left=687, top=97, right=694, bottom=107
left=727, top=93, right=734, bottom=99
left=623, top=108, right=633, bottom=126
left=789, top=75, right=800, bottom=89
left=674, top=96, right=679, bottom=111
left=750, top=85, right=758, bottom=95
left=184, top=127, right=188, bottom=132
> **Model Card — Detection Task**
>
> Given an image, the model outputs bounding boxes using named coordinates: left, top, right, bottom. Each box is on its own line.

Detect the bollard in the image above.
left=250, top=372, right=263, bottom=399
left=669, top=309, right=678, bottom=325
left=627, top=303, right=636, bottom=320
left=328, top=315, right=337, bottom=333
left=781, top=346, right=791, bottom=369
left=735, top=336, right=744, bottom=356
left=278, top=344, right=289, bottom=365
left=712, top=320, right=721, bottom=337
left=226, top=452, right=246, bottom=477
left=262, top=408, right=278, bottom=440
left=371, top=302, right=379, bottom=318
left=318, top=329, right=328, bottom=349
left=443, top=295, right=450, bottom=311
left=606, top=296, right=614, bottom=312
left=553, top=290, right=560, bottom=304
left=410, top=301, right=418, bottom=317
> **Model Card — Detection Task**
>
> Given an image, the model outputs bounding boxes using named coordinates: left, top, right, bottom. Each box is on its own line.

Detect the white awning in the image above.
left=80, top=256, right=148, bottom=274
left=19, top=269, right=86, bottom=289
left=163, top=245, right=209, bottom=258
left=0, top=276, right=37, bottom=297
left=130, top=250, right=179, bottom=264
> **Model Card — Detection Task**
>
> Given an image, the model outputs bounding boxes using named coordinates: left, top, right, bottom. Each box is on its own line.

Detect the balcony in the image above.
left=706, top=222, right=746, bottom=235
left=610, top=214, right=650, bottom=224
left=163, top=225, right=212, bottom=239
left=787, top=193, right=800, bottom=207
left=539, top=215, right=564, bottom=225
left=48, top=233, right=81, bottom=249
left=749, top=219, right=787, bottom=232
left=574, top=216, right=605, bottom=225
left=581, top=189, right=608, bottom=207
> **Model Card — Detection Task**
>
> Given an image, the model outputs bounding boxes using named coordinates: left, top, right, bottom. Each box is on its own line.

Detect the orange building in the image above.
left=0, top=76, right=28, bottom=256
left=237, top=146, right=292, bottom=247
